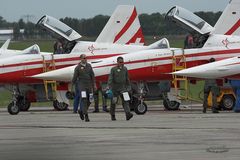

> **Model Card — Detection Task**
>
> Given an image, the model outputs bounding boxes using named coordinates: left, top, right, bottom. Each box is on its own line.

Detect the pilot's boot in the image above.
left=78, top=110, right=84, bottom=120
left=85, top=114, right=90, bottom=122
left=111, top=115, right=116, bottom=121
left=203, top=107, right=207, bottom=113
left=103, top=106, right=109, bottom=112
left=126, top=112, right=133, bottom=121
left=212, top=107, right=219, bottom=113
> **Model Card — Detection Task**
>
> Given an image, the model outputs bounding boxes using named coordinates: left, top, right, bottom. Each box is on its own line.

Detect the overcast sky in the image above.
left=0, top=0, right=229, bottom=23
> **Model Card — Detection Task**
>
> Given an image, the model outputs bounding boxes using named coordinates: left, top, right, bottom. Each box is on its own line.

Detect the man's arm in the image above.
left=125, top=68, right=131, bottom=91
left=89, top=64, right=96, bottom=89
left=125, top=68, right=131, bottom=86
left=72, top=65, right=79, bottom=85
left=107, top=68, right=114, bottom=89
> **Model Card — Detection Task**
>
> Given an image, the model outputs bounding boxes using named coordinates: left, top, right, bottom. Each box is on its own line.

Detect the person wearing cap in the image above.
left=72, top=54, right=96, bottom=122
left=107, top=56, right=133, bottom=121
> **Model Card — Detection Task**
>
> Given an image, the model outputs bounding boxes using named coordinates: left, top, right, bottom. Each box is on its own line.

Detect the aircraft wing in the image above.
left=172, top=57, right=240, bottom=79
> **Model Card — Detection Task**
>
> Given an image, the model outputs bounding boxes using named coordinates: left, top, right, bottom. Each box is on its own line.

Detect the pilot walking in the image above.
left=72, top=54, right=96, bottom=122
left=107, top=56, right=133, bottom=121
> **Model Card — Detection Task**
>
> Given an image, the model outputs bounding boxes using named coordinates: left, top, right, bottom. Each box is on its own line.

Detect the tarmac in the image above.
left=0, top=104, right=240, bottom=160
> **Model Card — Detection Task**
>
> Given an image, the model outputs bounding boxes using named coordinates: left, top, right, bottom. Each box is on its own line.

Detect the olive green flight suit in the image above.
left=108, top=66, right=131, bottom=116
left=72, top=62, right=95, bottom=115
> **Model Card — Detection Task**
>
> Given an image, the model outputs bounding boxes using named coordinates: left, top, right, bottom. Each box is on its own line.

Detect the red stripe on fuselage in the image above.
left=225, top=19, right=240, bottom=35
left=0, top=64, right=71, bottom=83
left=1, top=48, right=240, bottom=69
left=0, top=68, right=43, bottom=83
left=0, top=53, right=123, bottom=68
left=185, top=48, right=240, bottom=58
left=0, top=53, right=123, bottom=83
left=113, top=7, right=137, bottom=43
left=93, top=49, right=240, bottom=69
left=224, top=62, right=240, bottom=66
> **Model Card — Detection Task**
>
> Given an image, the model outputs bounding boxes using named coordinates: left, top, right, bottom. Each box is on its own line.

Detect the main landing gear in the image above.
left=53, top=100, right=69, bottom=111
left=7, top=85, right=31, bottom=115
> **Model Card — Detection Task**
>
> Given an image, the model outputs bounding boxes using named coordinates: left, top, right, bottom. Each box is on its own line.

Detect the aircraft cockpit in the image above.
left=148, top=38, right=170, bottom=49
left=37, top=15, right=82, bottom=54
left=165, top=6, right=214, bottom=47
left=21, top=44, right=40, bottom=55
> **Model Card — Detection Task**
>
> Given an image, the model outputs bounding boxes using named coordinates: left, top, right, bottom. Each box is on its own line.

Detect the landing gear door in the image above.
left=165, top=6, right=214, bottom=35
left=37, top=15, right=82, bottom=42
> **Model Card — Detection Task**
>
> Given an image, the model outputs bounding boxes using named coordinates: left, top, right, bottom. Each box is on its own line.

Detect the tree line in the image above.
left=0, top=11, right=222, bottom=40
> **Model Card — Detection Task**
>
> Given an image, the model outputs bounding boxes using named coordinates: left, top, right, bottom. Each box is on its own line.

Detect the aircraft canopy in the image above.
left=165, top=6, right=214, bottom=35
left=37, top=15, right=82, bottom=41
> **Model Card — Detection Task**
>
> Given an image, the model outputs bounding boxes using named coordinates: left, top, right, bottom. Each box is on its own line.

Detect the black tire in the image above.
left=19, top=99, right=31, bottom=111
left=8, top=102, right=20, bottom=115
left=129, top=97, right=138, bottom=111
left=163, top=100, right=180, bottom=110
left=66, top=91, right=75, bottom=100
left=134, top=102, right=147, bottom=115
left=220, top=94, right=235, bottom=110
left=53, top=100, right=69, bottom=111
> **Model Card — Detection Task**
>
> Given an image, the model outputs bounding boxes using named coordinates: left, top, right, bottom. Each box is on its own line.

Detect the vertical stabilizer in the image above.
left=212, top=0, right=240, bottom=35
left=0, top=39, right=10, bottom=50
left=96, top=5, right=145, bottom=45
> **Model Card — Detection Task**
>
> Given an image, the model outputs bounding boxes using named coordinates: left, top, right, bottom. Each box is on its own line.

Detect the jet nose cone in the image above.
left=31, top=66, right=74, bottom=82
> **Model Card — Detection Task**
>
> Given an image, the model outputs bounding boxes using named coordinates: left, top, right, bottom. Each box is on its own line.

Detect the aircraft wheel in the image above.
left=163, top=100, right=180, bottom=110
left=134, top=101, right=147, bottom=115
left=19, top=99, right=31, bottom=111
left=129, top=97, right=137, bottom=111
left=53, top=100, right=69, bottom=111
left=220, top=94, right=235, bottom=110
left=8, top=102, right=20, bottom=115
left=66, top=91, right=75, bottom=100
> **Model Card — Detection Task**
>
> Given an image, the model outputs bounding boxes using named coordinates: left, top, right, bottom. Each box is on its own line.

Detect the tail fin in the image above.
left=96, top=5, right=145, bottom=45
left=0, top=39, right=10, bottom=50
left=211, top=0, right=240, bottom=35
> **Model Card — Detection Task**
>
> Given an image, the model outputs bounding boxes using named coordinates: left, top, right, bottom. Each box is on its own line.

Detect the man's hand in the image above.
left=93, top=84, right=97, bottom=92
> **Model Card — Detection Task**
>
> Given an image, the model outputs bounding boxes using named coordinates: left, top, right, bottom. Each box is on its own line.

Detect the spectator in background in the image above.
left=92, top=85, right=109, bottom=113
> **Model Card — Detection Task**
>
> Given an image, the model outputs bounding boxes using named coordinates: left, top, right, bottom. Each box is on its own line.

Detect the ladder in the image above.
left=172, top=49, right=188, bottom=100
left=42, top=54, right=56, bottom=100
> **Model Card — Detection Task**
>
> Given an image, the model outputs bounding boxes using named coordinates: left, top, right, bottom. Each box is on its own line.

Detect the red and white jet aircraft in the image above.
left=34, top=0, right=240, bottom=113
left=0, top=5, right=161, bottom=114
left=172, top=56, right=240, bottom=79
